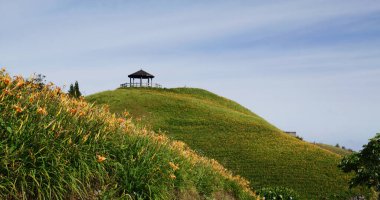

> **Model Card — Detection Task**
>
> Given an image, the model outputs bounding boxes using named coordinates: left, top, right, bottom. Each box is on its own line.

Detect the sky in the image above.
left=1, top=0, right=379, bottom=150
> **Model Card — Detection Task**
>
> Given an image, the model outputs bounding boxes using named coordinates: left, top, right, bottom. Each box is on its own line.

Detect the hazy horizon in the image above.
left=1, top=0, right=380, bottom=150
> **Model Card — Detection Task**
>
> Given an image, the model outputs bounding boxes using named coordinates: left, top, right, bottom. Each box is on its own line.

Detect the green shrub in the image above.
left=256, top=186, right=300, bottom=200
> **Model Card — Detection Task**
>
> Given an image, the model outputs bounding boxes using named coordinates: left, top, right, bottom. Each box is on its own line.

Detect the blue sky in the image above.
left=1, top=0, right=380, bottom=150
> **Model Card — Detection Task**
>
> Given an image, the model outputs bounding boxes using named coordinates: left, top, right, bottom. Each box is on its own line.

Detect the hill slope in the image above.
left=0, top=71, right=256, bottom=199
left=87, top=87, right=370, bottom=199
left=315, top=143, right=353, bottom=156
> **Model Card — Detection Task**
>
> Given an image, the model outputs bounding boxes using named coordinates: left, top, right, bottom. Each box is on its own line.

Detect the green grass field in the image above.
left=0, top=71, right=257, bottom=199
left=315, top=143, right=353, bottom=156
left=87, top=87, right=372, bottom=199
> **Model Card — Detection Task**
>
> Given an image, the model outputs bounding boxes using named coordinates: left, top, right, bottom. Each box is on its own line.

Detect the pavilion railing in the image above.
left=120, top=83, right=162, bottom=88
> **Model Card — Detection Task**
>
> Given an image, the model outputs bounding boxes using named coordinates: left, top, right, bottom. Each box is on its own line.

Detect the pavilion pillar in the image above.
left=140, top=77, right=142, bottom=87
left=129, top=78, right=131, bottom=87
left=148, top=78, right=150, bottom=87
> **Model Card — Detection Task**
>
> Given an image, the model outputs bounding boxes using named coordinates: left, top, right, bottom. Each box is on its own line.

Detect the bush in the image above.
left=256, top=186, right=300, bottom=200
left=339, top=133, right=380, bottom=199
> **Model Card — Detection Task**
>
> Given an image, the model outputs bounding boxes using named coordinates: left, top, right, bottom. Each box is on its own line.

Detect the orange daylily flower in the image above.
left=169, top=162, right=179, bottom=171
left=96, top=155, right=106, bottom=163
left=37, top=107, right=48, bottom=115
left=169, top=174, right=176, bottom=180
left=2, top=89, right=11, bottom=95
left=16, top=79, right=24, bottom=87
left=54, top=87, right=61, bottom=95
left=69, top=108, right=77, bottom=115
left=79, top=111, right=85, bottom=116
left=13, top=105, right=23, bottom=113
left=117, top=118, right=125, bottom=123
left=3, top=77, right=11, bottom=85
left=156, top=135, right=165, bottom=142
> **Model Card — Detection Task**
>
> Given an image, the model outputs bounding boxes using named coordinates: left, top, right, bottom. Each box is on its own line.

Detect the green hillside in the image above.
left=315, top=143, right=353, bottom=156
left=0, top=71, right=257, bottom=199
left=87, top=87, right=371, bottom=199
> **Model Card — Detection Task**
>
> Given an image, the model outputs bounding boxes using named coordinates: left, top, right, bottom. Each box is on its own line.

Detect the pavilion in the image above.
left=120, top=69, right=161, bottom=88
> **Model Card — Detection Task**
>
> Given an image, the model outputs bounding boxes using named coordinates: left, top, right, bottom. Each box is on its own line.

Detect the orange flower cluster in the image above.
left=69, top=108, right=77, bottom=115
left=53, top=87, right=61, bottom=95
left=2, top=77, right=11, bottom=85
left=2, top=89, right=11, bottom=96
left=117, top=118, right=126, bottom=124
left=0, top=69, right=257, bottom=198
left=78, top=111, right=86, bottom=117
left=96, top=155, right=106, bottom=163
left=37, top=107, right=48, bottom=115
left=169, top=174, right=176, bottom=180
left=155, top=134, right=166, bottom=142
left=169, top=161, right=179, bottom=171
left=13, top=105, right=23, bottom=113
left=15, top=77, right=25, bottom=88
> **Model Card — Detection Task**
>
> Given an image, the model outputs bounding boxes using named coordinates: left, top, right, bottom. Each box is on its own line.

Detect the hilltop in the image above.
left=0, top=71, right=256, bottom=199
left=87, top=87, right=371, bottom=199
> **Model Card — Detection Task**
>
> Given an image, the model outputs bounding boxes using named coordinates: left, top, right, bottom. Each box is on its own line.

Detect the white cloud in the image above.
left=2, top=0, right=380, bottom=60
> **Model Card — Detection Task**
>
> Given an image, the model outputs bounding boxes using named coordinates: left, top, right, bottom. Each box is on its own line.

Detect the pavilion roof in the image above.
left=128, top=70, right=154, bottom=78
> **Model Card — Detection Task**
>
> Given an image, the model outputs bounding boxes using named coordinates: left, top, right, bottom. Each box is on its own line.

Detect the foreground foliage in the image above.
left=0, top=70, right=257, bottom=199
left=87, top=87, right=373, bottom=199
left=256, top=187, right=299, bottom=200
left=339, top=133, right=380, bottom=198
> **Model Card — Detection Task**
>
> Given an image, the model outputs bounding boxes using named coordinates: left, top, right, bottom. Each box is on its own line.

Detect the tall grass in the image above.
left=0, top=69, right=257, bottom=199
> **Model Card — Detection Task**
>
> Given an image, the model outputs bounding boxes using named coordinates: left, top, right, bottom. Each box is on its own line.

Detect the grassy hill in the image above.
left=315, top=143, right=353, bottom=156
left=0, top=71, right=257, bottom=199
left=87, top=87, right=371, bottom=199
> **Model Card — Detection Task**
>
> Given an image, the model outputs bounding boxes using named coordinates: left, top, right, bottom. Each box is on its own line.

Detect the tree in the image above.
left=338, top=133, right=380, bottom=198
left=68, top=84, right=75, bottom=98
left=67, top=81, right=82, bottom=99
left=34, top=74, right=46, bottom=88
left=74, top=81, right=81, bottom=98
left=27, top=73, right=46, bottom=90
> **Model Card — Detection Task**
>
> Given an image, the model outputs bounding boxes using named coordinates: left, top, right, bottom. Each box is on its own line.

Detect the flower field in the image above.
left=0, top=69, right=257, bottom=199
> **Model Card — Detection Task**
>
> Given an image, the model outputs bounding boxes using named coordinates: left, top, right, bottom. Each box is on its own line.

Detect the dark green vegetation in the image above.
left=339, top=133, right=380, bottom=198
left=0, top=71, right=256, bottom=199
left=87, top=87, right=373, bottom=199
left=256, top=186, right=300, bottom=200
left=68, top=81, right=82, bottom=98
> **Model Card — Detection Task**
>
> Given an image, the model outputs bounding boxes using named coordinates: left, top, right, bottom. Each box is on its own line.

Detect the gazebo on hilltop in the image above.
left=120, top=69, right=161, bottom=88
